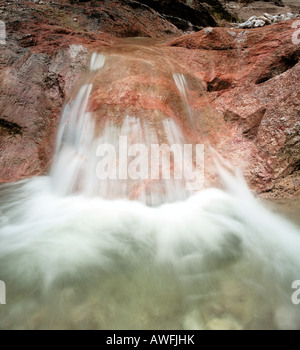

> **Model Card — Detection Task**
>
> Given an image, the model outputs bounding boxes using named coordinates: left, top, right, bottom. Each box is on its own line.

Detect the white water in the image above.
left=50, top=58, right=203, bottom=204
left=0, top=49, right=300, bottom=330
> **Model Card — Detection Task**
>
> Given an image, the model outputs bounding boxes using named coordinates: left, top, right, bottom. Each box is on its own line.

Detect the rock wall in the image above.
left=0, top=0, right=299, bottom=197
left=170, top=21, right=300, bottom=197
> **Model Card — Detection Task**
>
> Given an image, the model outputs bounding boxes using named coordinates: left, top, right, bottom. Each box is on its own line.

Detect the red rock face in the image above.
left=168, top=21, right=300, bottom=197
left=0, top=0, right=299, bottom=198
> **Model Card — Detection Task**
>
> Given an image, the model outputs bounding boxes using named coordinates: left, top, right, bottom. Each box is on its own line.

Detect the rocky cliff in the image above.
left=0, top=0, right=299, bottom=197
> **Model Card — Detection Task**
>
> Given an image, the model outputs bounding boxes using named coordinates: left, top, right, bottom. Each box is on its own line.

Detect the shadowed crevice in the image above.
left=0, top=118, right=23, bottom=135
left=256, top=50, right=300, bottom=85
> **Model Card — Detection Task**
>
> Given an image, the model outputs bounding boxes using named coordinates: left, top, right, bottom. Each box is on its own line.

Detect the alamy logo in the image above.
left=0, top=280, right=6, bottom=304
left=291, top=280, right=300, bottom=305
left=96, top=137, right=204, bottom=191
left=292, top=20, right=300, bottom=45
left=0, top=21, right=6, bottom=45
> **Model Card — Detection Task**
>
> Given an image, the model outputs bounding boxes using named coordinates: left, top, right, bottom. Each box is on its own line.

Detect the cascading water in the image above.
left=0, top=39, right=300, bottom=330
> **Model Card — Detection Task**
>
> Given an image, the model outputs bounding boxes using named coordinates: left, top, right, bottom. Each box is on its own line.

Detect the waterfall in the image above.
left=0, top=40, right=299, bottom=330
left=50, top=47, right=204, bottom=205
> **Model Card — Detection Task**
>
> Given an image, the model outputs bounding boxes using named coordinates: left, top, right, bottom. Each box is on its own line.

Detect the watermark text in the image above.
left=0, top=280, right=6, bottom=304
left=291, top=280, right=300, bottom=305
left=0, top=20, right=6, bottom=45
left=292, top=20, right=300, bottom=45
left=96, top=137, right=204, bottom=191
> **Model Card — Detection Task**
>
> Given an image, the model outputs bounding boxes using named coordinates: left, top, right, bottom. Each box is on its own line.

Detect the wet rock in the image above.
left=0, top=0, right=299, bottom=198
left=134, top=0, right=234, bottom=28
left=169, top=20, right=300, bottom=197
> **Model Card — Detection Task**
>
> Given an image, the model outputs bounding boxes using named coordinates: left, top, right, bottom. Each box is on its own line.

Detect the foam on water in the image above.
left=0, top=171, right=300, bottom=329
